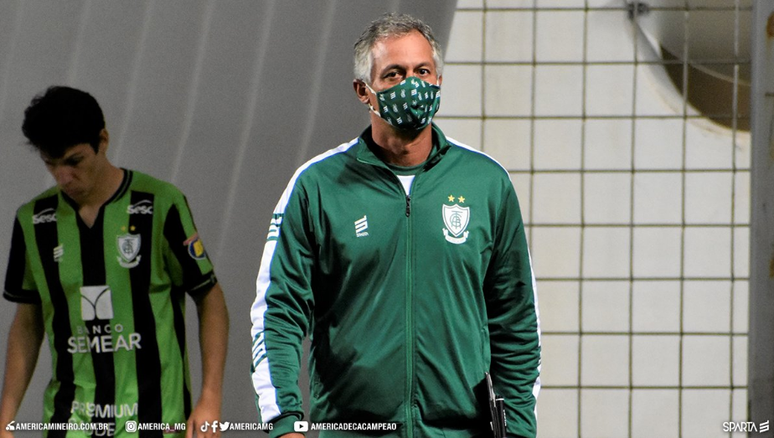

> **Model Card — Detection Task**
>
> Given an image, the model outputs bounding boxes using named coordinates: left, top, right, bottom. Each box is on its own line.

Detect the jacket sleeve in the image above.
left=250, top=179, right=315, bottom=438
left=484, top=178, right=541, bottom=438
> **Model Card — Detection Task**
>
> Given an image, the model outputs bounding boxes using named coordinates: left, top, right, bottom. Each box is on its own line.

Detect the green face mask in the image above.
left=366, top=76, right=441, bottom=131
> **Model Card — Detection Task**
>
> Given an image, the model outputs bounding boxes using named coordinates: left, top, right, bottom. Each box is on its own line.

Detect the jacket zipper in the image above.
left=404, top=184, right=414, bottom=438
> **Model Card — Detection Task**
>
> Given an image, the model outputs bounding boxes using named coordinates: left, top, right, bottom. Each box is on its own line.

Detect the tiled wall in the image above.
left=435, top=1, right=750, bottom=437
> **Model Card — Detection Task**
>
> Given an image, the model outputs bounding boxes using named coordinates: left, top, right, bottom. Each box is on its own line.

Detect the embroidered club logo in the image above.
left=80, top=286, right=113, bottom=321
left=443, top=201, right=470, bottom=245
left=117, top=233, right=141, bottom=268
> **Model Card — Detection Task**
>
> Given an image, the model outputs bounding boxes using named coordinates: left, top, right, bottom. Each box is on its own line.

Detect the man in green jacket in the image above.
left=250, top=13, right=540, bottom=438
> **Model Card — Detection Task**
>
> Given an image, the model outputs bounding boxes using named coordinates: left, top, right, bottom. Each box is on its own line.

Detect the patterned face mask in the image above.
left=366, top=76, right=441, bottom=131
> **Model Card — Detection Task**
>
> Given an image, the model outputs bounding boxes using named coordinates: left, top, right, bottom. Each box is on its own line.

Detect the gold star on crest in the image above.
left=448, top=195, right=455, bottom=202
left=458, top=196, right=466, bottom=203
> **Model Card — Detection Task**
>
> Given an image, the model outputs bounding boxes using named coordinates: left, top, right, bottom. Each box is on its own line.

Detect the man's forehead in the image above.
left=373, top=30, right=431, bottom=50
left=372, top=32, right=434, bottom=63
left=40, top=143, right=92, bottom=161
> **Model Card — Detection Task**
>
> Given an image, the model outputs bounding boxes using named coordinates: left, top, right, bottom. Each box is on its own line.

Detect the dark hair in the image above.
left=21, top=86, right=105, bottom=158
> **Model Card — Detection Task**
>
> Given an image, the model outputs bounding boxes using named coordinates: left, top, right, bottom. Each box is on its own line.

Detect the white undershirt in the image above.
left=396, top=174, right=415, bottom=195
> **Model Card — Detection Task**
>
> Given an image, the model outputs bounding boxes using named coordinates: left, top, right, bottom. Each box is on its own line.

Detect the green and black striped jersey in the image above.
left=4, top=169, right=217, bottom=437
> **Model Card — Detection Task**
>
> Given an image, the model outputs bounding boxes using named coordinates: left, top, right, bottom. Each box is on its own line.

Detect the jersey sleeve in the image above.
left=484, top=177, right=541, bottom=438
left=4, top=216, right=40, bottom=304
left=162, top=192, right=217, bottom=298
left=250, top=177, right=314, bottom=438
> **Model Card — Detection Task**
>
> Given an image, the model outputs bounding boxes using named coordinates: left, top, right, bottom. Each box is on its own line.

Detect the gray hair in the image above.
left=353, top=13, right=444, bottom=83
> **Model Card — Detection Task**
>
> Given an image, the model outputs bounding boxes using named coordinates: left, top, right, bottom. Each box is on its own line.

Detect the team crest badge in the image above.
left=443, top=202, right=470, bottom=244
left=117, top=233, right=142, bottom=268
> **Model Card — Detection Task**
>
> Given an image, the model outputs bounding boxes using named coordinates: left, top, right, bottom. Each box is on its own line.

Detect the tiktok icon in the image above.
left=201, top=421, right=230, bottom=432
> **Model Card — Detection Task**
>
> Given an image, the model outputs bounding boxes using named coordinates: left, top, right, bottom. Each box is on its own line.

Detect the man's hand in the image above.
left=185, top=398, right=221, bottom=438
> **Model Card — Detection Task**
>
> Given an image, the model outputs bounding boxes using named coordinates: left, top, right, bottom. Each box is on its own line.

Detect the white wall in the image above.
left=436, top=1, right=750, bottom=437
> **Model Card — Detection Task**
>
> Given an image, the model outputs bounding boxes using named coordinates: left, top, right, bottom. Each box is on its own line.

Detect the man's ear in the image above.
left=353, top=80, right=371, bottom=105
left=98, top=129, right=109, bottom=153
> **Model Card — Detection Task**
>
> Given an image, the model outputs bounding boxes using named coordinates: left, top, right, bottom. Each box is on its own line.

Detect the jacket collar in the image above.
left=356, top=123, right=451, bottom=171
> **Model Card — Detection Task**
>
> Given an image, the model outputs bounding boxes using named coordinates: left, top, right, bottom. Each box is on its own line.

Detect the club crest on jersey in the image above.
left=117, top=233, right=142, bottom=268
left=184, top=233, right=207, bottom=260
left=443, top=197, right=470, bottom=244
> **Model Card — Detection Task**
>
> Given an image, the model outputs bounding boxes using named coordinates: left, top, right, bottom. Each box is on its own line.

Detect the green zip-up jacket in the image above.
left=250, top=125, right=540, bottom=438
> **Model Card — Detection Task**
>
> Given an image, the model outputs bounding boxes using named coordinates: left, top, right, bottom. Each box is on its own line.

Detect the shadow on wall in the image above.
left=632, top=0, right=751, bottom=131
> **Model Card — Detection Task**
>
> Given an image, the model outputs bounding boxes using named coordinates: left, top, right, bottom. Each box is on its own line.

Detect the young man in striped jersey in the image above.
left=0, top=86, right=229, bottom=438
left=250, top=13, right=541, bottom=438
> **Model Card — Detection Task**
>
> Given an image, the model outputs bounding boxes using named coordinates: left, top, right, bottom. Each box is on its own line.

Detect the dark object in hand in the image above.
left=485, top=372, right=507, bottom=438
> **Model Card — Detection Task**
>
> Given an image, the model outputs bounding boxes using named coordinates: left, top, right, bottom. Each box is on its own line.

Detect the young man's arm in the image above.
left=0, top=303, right=44, bottom=438
left=186, top=283, right=229, bottom=438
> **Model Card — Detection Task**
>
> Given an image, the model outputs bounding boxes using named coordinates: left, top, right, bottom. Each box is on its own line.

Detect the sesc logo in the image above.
left=32, top=208, right=57, bottom=225
left=127, top=200, right=153, bottom=215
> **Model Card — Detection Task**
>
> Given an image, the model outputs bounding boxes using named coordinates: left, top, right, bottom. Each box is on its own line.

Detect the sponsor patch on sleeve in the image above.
left=183, top=233, right=207, bottom=260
